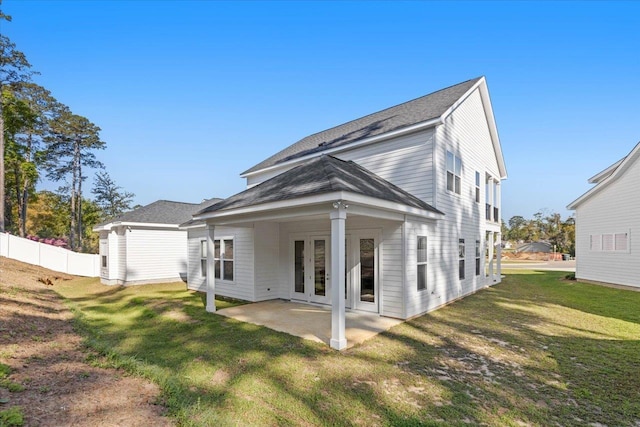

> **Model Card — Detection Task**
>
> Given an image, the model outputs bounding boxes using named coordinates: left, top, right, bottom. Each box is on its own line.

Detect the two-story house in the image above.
left=184, top=77, right=507, bottom=349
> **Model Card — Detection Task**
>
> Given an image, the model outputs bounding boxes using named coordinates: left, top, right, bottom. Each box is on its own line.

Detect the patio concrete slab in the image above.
left=216, top=299, right=403, bottom=348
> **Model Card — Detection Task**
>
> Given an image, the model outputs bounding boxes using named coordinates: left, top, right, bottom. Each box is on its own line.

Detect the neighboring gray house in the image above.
left=516, top=242, right=552, bottom=253
left=94, top=198, right=220, bottom=285
left=186, top=76, right=507, bottom=349
left=568, top=141, right=640, bottom=288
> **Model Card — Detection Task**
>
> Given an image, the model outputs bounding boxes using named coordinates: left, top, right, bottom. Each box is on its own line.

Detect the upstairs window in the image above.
left=475, top=172, right=481, bottom=203
left=446, top=151, right=462, bottom=194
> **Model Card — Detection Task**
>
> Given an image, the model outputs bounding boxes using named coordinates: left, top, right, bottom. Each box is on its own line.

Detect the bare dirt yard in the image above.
left=0, top=257, right=174, bottom=427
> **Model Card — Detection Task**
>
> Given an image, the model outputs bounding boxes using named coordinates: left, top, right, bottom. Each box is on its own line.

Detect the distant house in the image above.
left=186, top=76, right=507, bottom=349
left=94, top=199, right=220, bottom=285
left=568, top=141, right=640, bottom=288
left=516, top=242, right=552, bottom=253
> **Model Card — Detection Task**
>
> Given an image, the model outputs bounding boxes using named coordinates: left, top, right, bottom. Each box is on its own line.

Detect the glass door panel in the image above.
left=359, top=238, right=375, bottom=303
left=294, top=240, right=305, bottom=294
left=314, top=239, right=326, bottom=297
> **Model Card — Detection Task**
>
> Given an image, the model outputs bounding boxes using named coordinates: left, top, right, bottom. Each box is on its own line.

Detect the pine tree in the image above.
left=45, top=110, right=105, bottom=251
left=92, top=171, right=134, bottom=220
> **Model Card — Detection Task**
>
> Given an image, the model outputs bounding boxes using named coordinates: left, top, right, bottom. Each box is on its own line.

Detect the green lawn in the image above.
left=55, top=272, right=640, bottom=426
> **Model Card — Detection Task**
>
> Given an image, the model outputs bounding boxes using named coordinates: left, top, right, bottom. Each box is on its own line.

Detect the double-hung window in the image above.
left=475, top=240, right=481, bottom=276
left=458, top=239, right=465, bottom=280
left=446, top=151, right=462, bottom=194
left=214, top=239, right=234, bottom=281
left=417, top=236, right=427, bottom=291
left=200, top=240, right=207, bottom=277
left=475, top=172, right=481, bottom=203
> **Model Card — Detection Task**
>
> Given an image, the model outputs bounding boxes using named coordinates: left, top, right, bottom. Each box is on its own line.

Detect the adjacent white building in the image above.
left=94, top=199, right=220, bottom=285
left=568, top=141, right=640, bottom=288
left=186, top=77, right=507, bottom=349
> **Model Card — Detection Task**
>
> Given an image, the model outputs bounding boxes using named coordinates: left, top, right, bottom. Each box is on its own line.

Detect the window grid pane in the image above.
left=615, top=233, right=628, bottom=251
left=417, top=264, right=427, bottom=291
left=417, top=236, right=427, bottom=263
left=224, top=240, right=234, bottom=260
left=223, top=260, right=234, bottom=281
left=458, top=239, right=465, bottom=280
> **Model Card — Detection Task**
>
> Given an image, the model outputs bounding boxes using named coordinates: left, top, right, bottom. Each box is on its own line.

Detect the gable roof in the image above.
left=241, top=77, right=484, bottom=176
left=95, top=198, right=222, bottom=229
left=588, top=158, right=624, bottom=184
left=568, top=141, right=640, bottom=209
left=196, top=155, right=442, bottom=217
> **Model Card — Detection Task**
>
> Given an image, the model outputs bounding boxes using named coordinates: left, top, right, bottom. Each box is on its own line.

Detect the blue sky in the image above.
left=3, top=1, right=639, bottom=221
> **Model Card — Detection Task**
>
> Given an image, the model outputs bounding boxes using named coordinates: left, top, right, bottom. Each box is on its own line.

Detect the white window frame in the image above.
left=475, top=171, right=481, bottom=203
left=475, top=239, right=481, bottom=276
left=214, top=238, right=235, bottom=282
left=200, top=240, right=207, bottom=277
left=458, top=238, right=465, bottom=280
left=446, top=150, right=462, bottom=195
left=590, top=231, right=630, bottom=253
left=417, top=236, right=427, bottom=291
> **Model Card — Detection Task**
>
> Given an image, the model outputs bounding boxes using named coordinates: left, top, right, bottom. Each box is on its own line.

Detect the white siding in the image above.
left=246, top=129, right=435, bottom=204
left=98, top=229, right=124, bottom=285
left=186, top=226, right=256, bottom=301
left=186, top=228, right=207, bottom=291
left=254, top=222, right=281, bottom=301
left=117, top=228, right=127, bottom=282
left=125, top=228, right=187, bottom=284
left=574, top=157, right=640, bottom=288
left=402, top=88, right=501, bottom=318
left=337, top=129, right=435, bottom=205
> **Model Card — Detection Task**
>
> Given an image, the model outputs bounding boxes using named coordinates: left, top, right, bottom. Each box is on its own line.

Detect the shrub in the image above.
left=0, top=406, right=24, bottom=426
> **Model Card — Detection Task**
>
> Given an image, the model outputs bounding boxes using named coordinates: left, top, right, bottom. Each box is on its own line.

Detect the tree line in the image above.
left=502, top=211, right=575, bottom=256
left=1, top=7, right=134, bottom=253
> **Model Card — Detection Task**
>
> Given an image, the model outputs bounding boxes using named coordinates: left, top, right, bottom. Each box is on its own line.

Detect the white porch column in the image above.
left=206, top=224, right=216, bottom=312
left=330, top=201, right=347, bottom=350
left=488, top=232, right=495, bottom=281
left=496, top=233, right=502, bottom=281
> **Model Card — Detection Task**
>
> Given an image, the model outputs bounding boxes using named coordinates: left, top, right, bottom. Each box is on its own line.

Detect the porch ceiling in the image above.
left=215, top=300, right=403, bottom=348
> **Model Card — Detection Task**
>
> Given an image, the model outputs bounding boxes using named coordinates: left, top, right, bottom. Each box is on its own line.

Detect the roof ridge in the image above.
left=241, top=77, right=484, bottom=176
left=298, top=77, right=483, bottom=143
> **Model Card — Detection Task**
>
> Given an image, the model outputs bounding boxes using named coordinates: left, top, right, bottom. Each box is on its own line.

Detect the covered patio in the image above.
left=193, top=155, right=443, bottom=350
left=216, top=299, right=403, bottom=348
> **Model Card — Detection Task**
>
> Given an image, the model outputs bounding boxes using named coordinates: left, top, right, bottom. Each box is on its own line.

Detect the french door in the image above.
left=291, top=235, right=331, bottom=305
left=350, top=235, right=378, bottom=313
left=291, top=231, right=379, bottom=313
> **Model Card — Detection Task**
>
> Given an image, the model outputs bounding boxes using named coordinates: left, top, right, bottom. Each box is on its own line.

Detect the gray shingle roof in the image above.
left=97, top=198, right=222, bottom=227
left=242, top=77, right=481, bottom=175
left=516, top=242, right=552, bottom=253
left=198, top=155, right=442, bottom=216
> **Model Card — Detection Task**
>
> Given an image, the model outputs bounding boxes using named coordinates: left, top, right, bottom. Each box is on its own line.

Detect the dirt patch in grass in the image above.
left=0, top=257, right=173, bottom=427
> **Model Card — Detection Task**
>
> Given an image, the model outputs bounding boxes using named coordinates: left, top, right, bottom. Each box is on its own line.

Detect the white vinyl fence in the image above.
left=0, top=233, right=100, bottom=277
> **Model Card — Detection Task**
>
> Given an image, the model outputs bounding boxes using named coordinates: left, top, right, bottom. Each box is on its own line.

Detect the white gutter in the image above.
left=92, top=221, right=183, bottom=232
left=193, top=191, right=444, bottom=223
